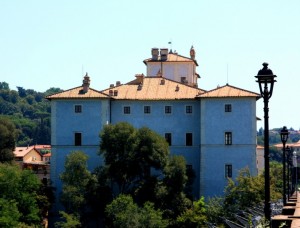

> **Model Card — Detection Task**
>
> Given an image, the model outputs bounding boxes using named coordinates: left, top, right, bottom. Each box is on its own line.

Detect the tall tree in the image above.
left=0, top=117, right=16, bottom=163
left=99, top=123, right=170, bottom=195
left=60, top=151, right=94, bottom=225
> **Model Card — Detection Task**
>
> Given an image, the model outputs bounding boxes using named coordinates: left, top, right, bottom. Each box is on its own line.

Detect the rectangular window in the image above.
left=225, top=132, right=232, bottom=145
left=144, top=106, right=151, bottom=114
left=225, top=164, right=232, bottom=178
left=165, top=106, right=172, bottom=114
left=186, top=165, right=193, bottom=172
left=186, top=133, right=193, bottom=146
left=165, top=133, right=172, bottom=146
left=75, top=105, right=82, bottom=113
left=225, top=104, right=232, bottom=112
left=75, top=132, right=82, bottom=146
left=124, top=106, right=131, bottom=114
left=186, top=105, right=193, bottom=114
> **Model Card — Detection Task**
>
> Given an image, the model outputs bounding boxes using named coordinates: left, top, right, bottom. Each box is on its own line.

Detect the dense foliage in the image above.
left=206, top=162, right=283, bottom=226
left=0, top=81, right=62, bottom=146
left=0, top=117, right=16, bottom=162
left=0, top=163, right=52, bottom=227
left=58, top=123, right=198, bottom=227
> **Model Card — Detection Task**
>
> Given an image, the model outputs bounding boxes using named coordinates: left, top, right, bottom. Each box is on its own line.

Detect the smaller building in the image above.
left=13, top=145, right=51, bottom=184
left=256, top=145, right=264, bottom=174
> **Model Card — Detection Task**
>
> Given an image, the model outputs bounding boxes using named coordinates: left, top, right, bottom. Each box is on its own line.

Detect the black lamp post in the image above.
left=293, top=151, right=298, bottom=195
left=286, top=146, right=292, bottom=201
left=280, top=126, right=289, bottom=205
left=255, top=62, right=277, bottom=221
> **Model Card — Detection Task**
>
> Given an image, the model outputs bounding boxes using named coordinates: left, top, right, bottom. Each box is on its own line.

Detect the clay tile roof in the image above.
left=46, top=86, right=109, bottom=100
left=143, top=53, right=198, bottom=66
left=198, top=84, right=260, bottom=98
left=102, top=77, right=205, bottom=100
left=13, top=146, right=37, bottom=157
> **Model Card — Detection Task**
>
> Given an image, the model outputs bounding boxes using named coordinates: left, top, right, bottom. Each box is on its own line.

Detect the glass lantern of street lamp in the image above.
left=255, top=62, right=277, bottom=98
left=281, top=126, right=289, bottom=144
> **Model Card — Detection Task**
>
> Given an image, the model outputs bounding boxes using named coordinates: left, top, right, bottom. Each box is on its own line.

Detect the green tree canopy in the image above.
left=0, top=117, right=16, bottom=163
left=105, top=194, right=167, bottom=228
left=0, top=163, right=48, bottom=226
left=60, top=151, right=95, bottom=226
left=99, top=122, right=170, bottom=194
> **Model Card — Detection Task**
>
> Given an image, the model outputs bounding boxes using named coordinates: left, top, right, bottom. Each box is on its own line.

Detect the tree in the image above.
left=176, top=197, right=207, bottom=227
left=0, top=117, right=16, bottom=163
left=155, top=155, right=192, bottom=221
left=0, top=82, right=9, bottom=90
left=206, top=163, right=283, bottom=225
left=99, top=123, right=193, bottom=223
left=0, top=198, right=20, bottom=228
left=105, top=194, right=167, bottom=228
left=0, top=163, right=48, bottom=226
left=55, top=212, right=81, bottom=228
left=99, top=123, right=169, bottom=195
left=60, top=151, right=94, bottom=225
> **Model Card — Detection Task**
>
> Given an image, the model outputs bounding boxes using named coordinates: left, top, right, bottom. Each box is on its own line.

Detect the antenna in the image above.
left=168, top=39, right=172, bottom=50
left=227, top=64, right=229, bottom=85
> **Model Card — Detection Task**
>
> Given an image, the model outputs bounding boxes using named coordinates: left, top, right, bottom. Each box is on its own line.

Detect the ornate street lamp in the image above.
left=280, top=126, right=289, bottom=205
left=255, top=62, right=277, bottom=221
left=293, top=151, right=298, bottom=196
left=286, top=146, right=292, bottom=201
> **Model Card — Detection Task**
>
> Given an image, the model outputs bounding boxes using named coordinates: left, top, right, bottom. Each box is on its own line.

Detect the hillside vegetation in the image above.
left=0, top=82, right=62, bottom=146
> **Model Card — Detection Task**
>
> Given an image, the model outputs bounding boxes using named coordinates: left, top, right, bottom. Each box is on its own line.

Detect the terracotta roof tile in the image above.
left=143, top=53, right=198, bottom=66
left=199, top=84, right=260, bottom=98
left=46, top=86, right=109, bottom=100
left=13, top=146, right=38, bottom=157
left=102, top=77, right=205, bottom=100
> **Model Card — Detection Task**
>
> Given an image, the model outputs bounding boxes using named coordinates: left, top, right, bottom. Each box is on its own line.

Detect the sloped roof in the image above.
left=101, top=76, right=205, bottom=100
left=13, top=146, right=40, bottom=158
left=143, top=53, right=198, bottom=66
left=198, top=84, right=260, bottom=98
left=46, top=86, right=109, bottom=100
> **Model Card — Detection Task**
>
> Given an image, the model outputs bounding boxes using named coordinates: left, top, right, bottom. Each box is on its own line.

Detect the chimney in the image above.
left=151, top=48, right=159, bottom=60
left=135, top=73, right=144, bottom=83
left=116, top=81, right=121, bottom=86
left=190, top=46, right=195, bottom=60
left=160, top=48, right=168, bottom=61
left=82, top=73, right=90, bottom=93
left=137, top=83, right=143, bottom=91
left=110, top=84, right=114, bottom=88
left=181, top=77, right=188, bottom=84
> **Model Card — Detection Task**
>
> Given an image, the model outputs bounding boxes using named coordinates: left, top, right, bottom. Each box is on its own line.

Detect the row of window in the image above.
left=165, top=132, right=232, bottom=146
left=74, top=132, right=233, bottom=178
left=165, top=133, right=193, bottom=146
left=74, top=104, right=232, bottom=114
left=185, top=164, right=232, bottom=178
left=124, top=105, right=193, bottom=115
left=74, top=132, right=232, bottom=147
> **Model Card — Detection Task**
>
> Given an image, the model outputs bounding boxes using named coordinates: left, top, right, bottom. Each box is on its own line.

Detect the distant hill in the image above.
left=0, top=82, right=62, bottom=146
left=257, top=127, right=300, bottom=146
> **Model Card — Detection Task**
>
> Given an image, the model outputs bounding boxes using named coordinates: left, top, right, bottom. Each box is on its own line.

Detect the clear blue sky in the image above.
left=1, top=0, right=299, bottom=130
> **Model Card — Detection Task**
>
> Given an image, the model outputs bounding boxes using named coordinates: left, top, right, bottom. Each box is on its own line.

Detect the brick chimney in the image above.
left=82, top=73, right=90, bottom=93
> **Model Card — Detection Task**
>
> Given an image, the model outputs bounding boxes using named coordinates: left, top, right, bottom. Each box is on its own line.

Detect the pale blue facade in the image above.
left=48, top=48, right=259, bottom=204
left=110, top=99, right=201, bottom=195
left=50, top=98, right=110, bottom=205
left=200, top=97, right=257, bottom=198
